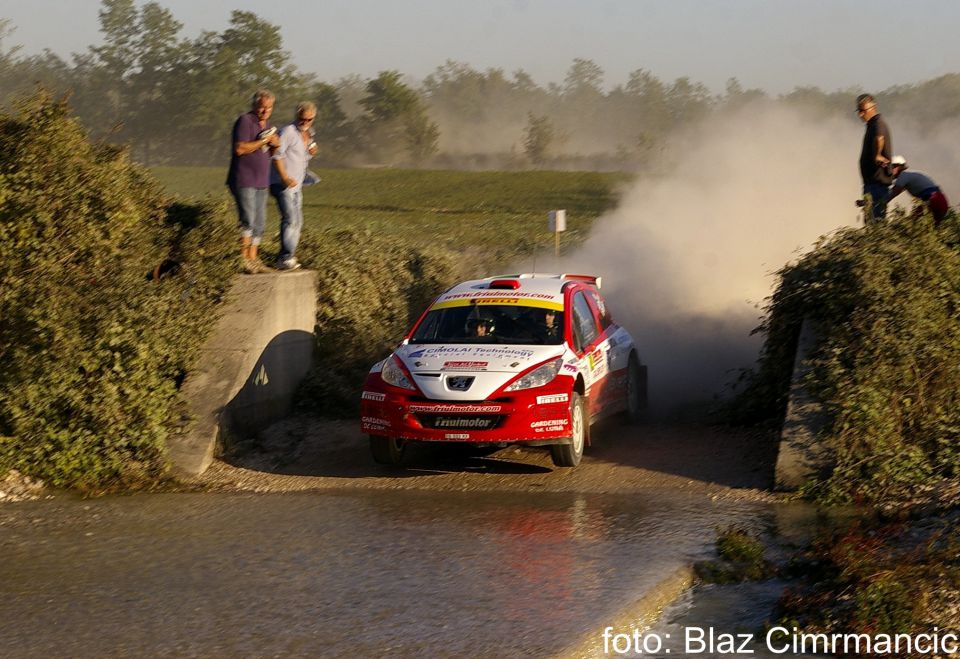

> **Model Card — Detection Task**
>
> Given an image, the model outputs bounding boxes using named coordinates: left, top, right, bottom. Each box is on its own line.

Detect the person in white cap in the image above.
left=888, top=155, right=950, bottom=226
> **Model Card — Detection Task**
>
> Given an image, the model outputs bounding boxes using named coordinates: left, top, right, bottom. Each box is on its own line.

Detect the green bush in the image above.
left=695, top=526, right=775, bottom=583
left=0, top=92, right=235, bottom=490
left=779, top=521, right=960, bottom=637
left=731, top=212, right=960, bottom=502
left=294, top=228, right=465, bottom=415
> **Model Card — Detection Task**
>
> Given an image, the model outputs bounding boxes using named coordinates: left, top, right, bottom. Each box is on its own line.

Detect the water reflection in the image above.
left=0, top=490, right=771, bottom=657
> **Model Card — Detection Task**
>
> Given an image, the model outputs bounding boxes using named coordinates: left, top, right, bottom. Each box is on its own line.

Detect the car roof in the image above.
left=432, top=273, right=600, bottom=308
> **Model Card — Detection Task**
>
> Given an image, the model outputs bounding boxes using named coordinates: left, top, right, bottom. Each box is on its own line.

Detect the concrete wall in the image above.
left=775, top=317, right=834, bottom=490
left=166, top=270, right=317, bottom=477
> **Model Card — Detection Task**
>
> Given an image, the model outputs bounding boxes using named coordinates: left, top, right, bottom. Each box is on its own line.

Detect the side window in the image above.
left=571, top=291, right=599, bottom=352
left=589, top=290, right=612, bottom=331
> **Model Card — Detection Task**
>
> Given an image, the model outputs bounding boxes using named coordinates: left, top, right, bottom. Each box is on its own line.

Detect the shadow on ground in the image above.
left=217, top=413, right=778, bottom=492
left=588, top=417, right=779, bottom=489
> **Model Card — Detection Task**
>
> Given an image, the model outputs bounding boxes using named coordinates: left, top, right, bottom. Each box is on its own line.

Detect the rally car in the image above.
left=360, top=273, right=647, bottom=467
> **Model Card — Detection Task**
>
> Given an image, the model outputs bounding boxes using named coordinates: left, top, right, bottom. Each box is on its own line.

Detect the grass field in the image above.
left=150, top=167, right=632, bottom=268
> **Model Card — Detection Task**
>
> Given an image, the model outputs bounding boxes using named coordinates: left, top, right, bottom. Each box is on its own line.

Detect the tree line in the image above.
left=2, top=1, right=959, bottom=170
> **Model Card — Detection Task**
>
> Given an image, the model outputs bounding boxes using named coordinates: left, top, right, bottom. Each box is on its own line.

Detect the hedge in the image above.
left=0, top=93, right=236, bottom=490
left=731, top=210, right=960, bottom=502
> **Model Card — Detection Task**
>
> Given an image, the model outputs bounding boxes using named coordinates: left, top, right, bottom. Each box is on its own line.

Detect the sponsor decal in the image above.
left=586, top=348, right=609, bottom=382
left=429, top=295, right=564, bottom=312
left=438, top=291, right=559, bottom=301
left=408, top=346, right=536, bottom=360
left=562, top=364, right=578, bottom=373
left=442, top=361, right=488, bottom=371
left=445, top=433, right=470, bottom=440
left=536, top=393, right=569, bottom=405
left=361, top=416, right=390, bottom=427
left=534, top=425, right=567, bottom=433
left=531, top=419, right=569, bottom=428
left=361, top=391, right=386, bottom=401
left=433, top=417, right=497, bottom=429
left=587, top=349, right=603, bottom=370
left=409, top=404, right=503, bottom=413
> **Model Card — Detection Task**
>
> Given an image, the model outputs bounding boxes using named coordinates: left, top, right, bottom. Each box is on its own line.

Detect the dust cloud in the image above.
left=554, top=103, right=866, bottom=414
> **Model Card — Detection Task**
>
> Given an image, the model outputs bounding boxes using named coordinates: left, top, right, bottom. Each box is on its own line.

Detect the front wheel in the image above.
left=370, top=435, right=405, bottom=465
left=550, top=392, right=586, bottom=467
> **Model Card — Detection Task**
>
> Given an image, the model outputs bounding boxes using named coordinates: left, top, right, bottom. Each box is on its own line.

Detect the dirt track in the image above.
left=193, top=414, right=782, bottom=502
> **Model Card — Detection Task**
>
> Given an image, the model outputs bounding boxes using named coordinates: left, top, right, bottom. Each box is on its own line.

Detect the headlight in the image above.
left=381, top=356, right=415, bottom=390
left=505, top=358, right=562, bottom=392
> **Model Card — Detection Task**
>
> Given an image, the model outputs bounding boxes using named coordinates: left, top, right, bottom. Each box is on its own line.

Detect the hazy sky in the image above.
left=3, top=0, right=960, bottom=93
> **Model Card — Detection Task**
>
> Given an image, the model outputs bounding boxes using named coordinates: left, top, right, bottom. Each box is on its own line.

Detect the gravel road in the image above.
left=192, top=414, right=783, bottom=501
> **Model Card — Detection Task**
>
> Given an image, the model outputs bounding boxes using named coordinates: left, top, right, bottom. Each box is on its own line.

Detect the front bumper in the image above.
left=360, top=375, right=575, bottom=444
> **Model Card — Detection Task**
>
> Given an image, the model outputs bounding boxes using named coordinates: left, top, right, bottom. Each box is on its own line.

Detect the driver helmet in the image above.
left=465, top=311, right=495, bottom=334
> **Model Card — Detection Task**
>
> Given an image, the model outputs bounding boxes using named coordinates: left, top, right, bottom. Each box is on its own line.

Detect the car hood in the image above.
left=394, top=343, right=566, bottom=400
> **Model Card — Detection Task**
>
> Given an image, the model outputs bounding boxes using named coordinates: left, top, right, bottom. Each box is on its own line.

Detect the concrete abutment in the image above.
left=166, top=270, right=317, bottom=476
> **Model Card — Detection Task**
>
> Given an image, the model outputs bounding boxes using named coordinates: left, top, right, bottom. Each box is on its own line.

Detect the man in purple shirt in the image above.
left=226, top=89, right=281, bottom=274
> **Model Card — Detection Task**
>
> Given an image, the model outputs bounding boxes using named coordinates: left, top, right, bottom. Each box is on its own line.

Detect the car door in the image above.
left=587, top=288, right=632, bottom=410
left=569, top=289, right=607, bottom=417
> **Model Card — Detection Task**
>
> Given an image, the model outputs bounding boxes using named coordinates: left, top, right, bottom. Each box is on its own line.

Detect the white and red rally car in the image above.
left=360, top=273, right=647, bottom=467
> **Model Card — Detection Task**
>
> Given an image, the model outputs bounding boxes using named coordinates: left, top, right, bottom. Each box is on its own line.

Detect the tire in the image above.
left=370, top=435, right=405, bottom=465
left=625, top=354, right=648, bottom=424
left=550, top=392, right=586, bottom=467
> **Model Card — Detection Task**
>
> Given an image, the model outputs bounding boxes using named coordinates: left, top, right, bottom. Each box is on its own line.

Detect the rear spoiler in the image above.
left=561, top=273, right=601, bottom=289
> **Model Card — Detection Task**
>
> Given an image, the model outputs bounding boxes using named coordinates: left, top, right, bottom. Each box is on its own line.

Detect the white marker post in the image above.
left=548, top=209, right=566, bottom=259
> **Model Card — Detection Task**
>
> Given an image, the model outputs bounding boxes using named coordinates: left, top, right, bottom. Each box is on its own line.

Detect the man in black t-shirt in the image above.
left=857, top=93, right=893, bottom=223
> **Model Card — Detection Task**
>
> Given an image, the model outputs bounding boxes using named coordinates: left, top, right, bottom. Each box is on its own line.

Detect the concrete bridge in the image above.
left=166, top=270, right=317, bottom=476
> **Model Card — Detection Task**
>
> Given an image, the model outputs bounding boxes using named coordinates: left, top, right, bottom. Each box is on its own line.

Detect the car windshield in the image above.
left=410, top=304, right=564, bottom=345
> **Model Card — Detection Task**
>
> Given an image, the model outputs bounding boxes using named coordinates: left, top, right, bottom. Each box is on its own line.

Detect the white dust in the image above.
left=557, top=103, right=865, bottom=413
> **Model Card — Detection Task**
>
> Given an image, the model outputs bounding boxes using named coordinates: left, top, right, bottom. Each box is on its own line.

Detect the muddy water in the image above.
left=0, top=489, right=782, bottom=657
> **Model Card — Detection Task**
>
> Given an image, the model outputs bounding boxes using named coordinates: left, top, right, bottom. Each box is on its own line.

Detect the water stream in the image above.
left=0, top=489, right=814, bottom=657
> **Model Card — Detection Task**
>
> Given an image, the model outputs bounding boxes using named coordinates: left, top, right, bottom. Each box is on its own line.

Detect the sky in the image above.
left=3, top=0, right=960, bottom=94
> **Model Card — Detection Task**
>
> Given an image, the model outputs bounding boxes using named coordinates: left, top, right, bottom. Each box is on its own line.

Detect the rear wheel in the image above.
left=625, top=354, right=648, bottom=424
left=370, top=435, right=405, bottom=465
left=550, top=392, right=585, bottom=467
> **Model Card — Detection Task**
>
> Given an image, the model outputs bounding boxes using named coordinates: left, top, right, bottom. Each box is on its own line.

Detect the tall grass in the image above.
left=151, top=167, right=631, bottom=270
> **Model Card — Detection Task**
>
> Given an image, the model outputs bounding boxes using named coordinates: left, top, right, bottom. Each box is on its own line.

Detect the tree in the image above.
left=665, top=76, right=713, bottom=126
left=357, top=70, right=439, bottom=165
left=523, top=112, right=554, bottom=166
left=405, top=111, right=440, bottom=165
left=75, top=0, right=139, bottom=137
left=720, top=77, right=767, bottom=112
left=126, top=3, right=186, bottom=163
left=309, top=82, right=356, bottom=164
left=563, top=58, right=604, bottom=97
